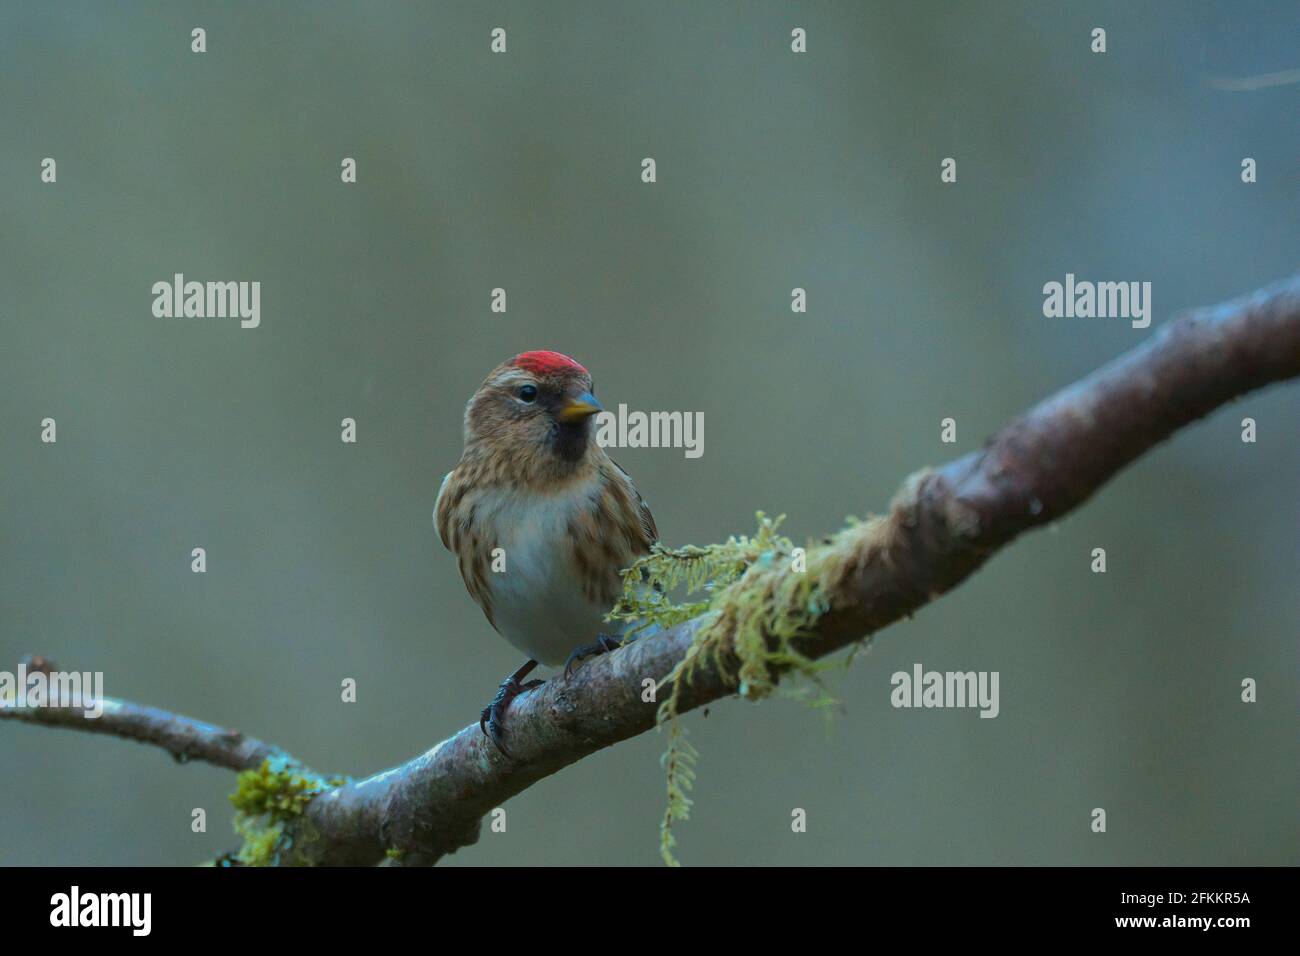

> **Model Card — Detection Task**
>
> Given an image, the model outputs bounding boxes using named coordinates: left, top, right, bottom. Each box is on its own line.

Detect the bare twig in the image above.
left=0, top=694, right=299, bottom=772
left=6, top=274, right=1299, bottom=865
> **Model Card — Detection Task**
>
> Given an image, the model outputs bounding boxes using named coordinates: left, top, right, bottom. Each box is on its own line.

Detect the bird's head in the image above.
left=463, top=350, right=604, bottom=479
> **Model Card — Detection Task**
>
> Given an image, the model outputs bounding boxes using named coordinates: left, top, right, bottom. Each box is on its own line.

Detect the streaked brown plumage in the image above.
left=434, top=351, right=657, bottom=753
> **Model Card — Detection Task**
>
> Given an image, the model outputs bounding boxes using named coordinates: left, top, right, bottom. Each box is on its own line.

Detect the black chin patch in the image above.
left=550, top=419, right=591, bottom=462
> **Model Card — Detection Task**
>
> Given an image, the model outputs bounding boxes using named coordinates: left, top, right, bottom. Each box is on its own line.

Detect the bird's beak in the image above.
left=557, top=391, right=603, bottom=423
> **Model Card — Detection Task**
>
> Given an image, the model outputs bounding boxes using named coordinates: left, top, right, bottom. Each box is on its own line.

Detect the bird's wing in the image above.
left=433, top=470, right=454, bottom=551
left=610, top=457, right=658, bottom=551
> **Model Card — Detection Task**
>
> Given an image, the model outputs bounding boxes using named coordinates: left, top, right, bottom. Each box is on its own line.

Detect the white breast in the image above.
left=470, top=482, right=612, bottom=666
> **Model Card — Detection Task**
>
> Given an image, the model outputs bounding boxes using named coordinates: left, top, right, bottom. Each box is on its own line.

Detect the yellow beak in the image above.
left=557, top=391, right=603, bottom=423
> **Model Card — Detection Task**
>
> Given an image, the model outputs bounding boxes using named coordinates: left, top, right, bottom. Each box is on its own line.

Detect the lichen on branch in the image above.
left=610, top=506, right=909, bottom=863
left=224, top=757, right=331, bottom=866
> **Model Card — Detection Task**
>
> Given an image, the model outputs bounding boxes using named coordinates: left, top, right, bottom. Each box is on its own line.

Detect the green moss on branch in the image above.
left=610, top=508, right=898, bottom=864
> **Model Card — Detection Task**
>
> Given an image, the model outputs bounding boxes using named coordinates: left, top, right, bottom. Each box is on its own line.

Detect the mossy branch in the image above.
left=4, top=273, right=1299, bottom=866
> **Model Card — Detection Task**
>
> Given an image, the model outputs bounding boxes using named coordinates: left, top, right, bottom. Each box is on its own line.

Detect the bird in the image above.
left=434, top=350, right=658, bottom=756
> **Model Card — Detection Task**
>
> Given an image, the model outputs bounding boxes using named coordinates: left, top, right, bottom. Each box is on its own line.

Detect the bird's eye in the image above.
left=518, top=384, right=538, bottom=403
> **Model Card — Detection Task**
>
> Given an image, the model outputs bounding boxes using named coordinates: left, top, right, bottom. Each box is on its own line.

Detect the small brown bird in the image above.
left=435, top=351, right=658, bottom=754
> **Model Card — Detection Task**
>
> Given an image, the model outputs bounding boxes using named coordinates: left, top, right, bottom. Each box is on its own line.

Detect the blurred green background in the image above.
left=2, top=1, right=1296, bottom=866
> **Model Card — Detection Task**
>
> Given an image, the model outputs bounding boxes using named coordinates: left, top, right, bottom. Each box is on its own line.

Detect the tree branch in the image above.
left=0, top=690, right=299, bottom=773
left=6, top=274, right=1299, bottom=865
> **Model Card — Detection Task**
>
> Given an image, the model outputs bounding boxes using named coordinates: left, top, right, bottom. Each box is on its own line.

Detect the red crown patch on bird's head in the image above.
left=510, top=350, right=588, bottom=377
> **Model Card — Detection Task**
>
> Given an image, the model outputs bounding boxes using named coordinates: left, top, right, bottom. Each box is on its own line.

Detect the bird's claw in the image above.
left=563, top=633, right=623, bottom=681
left=479, top=661, right=542, bottom=758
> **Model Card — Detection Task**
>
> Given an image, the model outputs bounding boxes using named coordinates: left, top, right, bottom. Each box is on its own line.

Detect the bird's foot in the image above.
left=480, top=660, right=543, bottom=758
left=563, top=633, right=625, bottom=680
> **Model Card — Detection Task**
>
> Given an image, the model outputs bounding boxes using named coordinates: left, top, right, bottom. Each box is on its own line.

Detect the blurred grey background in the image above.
left=1, top=1, right=1296, bottom=866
